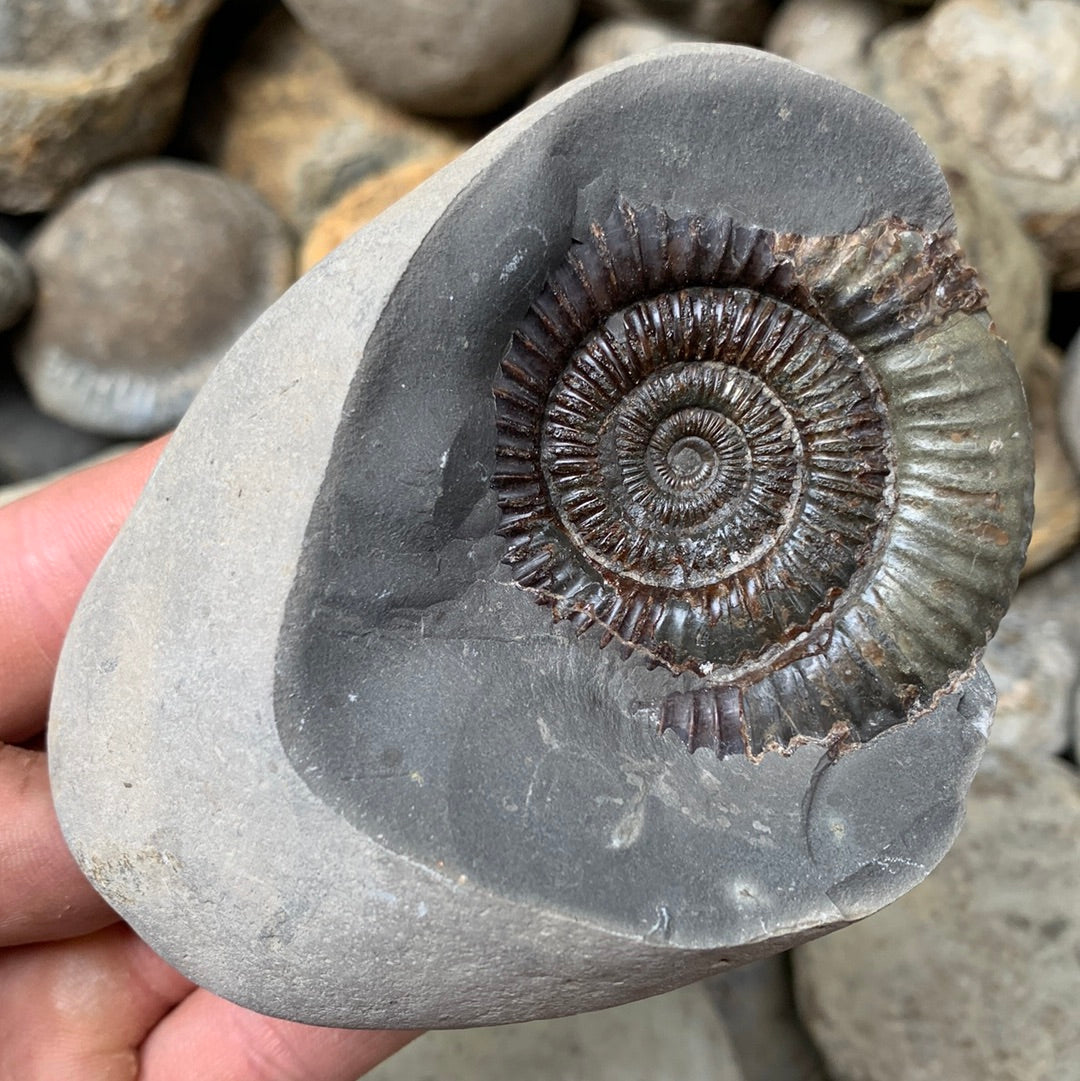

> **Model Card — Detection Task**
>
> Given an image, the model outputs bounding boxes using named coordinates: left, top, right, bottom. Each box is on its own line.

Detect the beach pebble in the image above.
left=300, top=148, right=461, bottom=272
left=794, top=748, right=1080, bottom=1081
left=1060, top=328, right=1080, bottom=474
left=584, top=0, right=771, bottom=43
left=191, top=10, right=465, bottom=233
left=367, top=982, right=744, bottom=1081
left=0, top=0, right=219, bottom=213
left=706, top=956, right=827, bottom=1081
left=867, top=0, right=1080, bottom=289
left=1026, top=344, right=1080, bottom=575
left=15, top=161, right=293, bottom=437
left=0, top=237, right=33, bottom=332
left=983, top=549, right=1080, bottom=755
left=281, top=0, right=578, bottom=117
left=764, top=0, right=901, bottom=92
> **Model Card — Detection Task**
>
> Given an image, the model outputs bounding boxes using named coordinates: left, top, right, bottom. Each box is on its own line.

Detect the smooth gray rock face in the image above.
left=51, top=47, right=1001, bottom=1028
left=982, top=549, right=1080, bottom=755
left=794, top=748, right=1080, bottom=1081
left=281, top=0, right=578, bottom=117
left=368, top=982, right=744, bottom=1081
left=15, top=160, right=293, bottom=437
left=0, top=236, right=33, bottom=332
left=0, top=0, right=219, bottom=213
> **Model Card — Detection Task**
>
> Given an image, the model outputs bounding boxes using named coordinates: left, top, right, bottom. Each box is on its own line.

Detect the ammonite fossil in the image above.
left=494, top=202, right=1032, bottom=759
left=48, top=46, right=1035, bottom=1029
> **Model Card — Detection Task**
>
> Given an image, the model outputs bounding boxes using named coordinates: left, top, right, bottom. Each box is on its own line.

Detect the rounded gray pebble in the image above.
left=281, top=0, right=579, bottom=116
left=0, top=236, right=33, bottom=332
left=15, top=160, right=294, bottom=438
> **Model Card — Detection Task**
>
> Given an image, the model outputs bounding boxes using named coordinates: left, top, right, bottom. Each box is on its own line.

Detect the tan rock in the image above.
left=1024, top=344, right=1080, bottom=576
left=867, top=0, right=1080, bottom=289
left=191, top=9, right=465, bottom=233
left=0, top=0, right=219, bottom=213
left=300, top=148, right=461, bottom=272
left=764, top=0, right=901, bottom=92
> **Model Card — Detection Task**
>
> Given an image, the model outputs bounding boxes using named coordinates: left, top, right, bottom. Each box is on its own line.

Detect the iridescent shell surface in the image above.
left=494, top=203, right=1032, bottom=757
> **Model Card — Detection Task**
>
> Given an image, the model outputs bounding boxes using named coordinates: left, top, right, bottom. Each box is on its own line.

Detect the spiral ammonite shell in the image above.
left=493, top=202, right=1032, bottom=758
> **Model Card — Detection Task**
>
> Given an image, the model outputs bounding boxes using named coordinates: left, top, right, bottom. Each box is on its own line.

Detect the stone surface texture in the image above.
left=764, top=0, right=899, bottom=92
left=1026, top=344, right=1080, bottom=575
left=15, top=160, right=293, bottom=438
left=50, top=48, right=997, bottom=1028
left=867, top=0, right=1080, bottom=289
left=706, top=956, right=827, bottom=1081
left=794, top=748, right=1080, bottom=1081
left=0, top=235, right=33, bottom=331
left=300, top=147, right=461, bottom=272
left=584, top=0, right=771, bottom=42
left=281, top=0, right=578, bottom=117
left=983, top=549, right=1080, bottom=755
left=368, top=982, right=744, bottom=1081
left=0, top=0, right=220, bottom=213
left=191, top=9, right=465, bottom=232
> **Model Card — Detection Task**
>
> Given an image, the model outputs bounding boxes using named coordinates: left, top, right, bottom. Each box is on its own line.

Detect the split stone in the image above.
left=300, top=148, right=462, bottom=273
left=367, top=982, right=744, bottom=1081
left=0, top=0, right=219, bottom=213
left=190, top=9, right=466, bottom=233
left=1025, top=344, right=1080, bottom=576
left=0, top=236, right=33, bottom=332
left=280, top=0, right=578, bottom=117
left=15, top=160, right=293, bottom=438
left=49, top=47, right=996, bottom=1028
left=866, top=0, right=1080, bottom=289
left=764, top=0, right=901, bottom=93
left=583, top=0, right=772, bottom=43
left=794, top=748, right=1080, bottom=1081
left=983, top=548, right=1080, bottom=755
left=706, top=955, right=827, bottom=1081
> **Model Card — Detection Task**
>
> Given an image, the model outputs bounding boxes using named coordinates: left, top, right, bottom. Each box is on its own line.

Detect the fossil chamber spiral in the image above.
left=493, top=202, right=1033, bottom=759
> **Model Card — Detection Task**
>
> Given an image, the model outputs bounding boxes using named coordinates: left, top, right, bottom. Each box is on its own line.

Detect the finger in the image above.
left=0, top=436, right=167, bottom=743
left=140, top=990, right=419, bottom=1081
left=0, top=744, right=117, bottom=947
left=0, top=924, right=194, bottom=1081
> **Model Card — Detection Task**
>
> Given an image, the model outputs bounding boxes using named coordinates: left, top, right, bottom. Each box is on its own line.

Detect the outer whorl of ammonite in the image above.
left=493, top=203, right=1032, bottom=759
